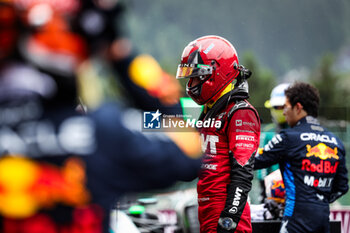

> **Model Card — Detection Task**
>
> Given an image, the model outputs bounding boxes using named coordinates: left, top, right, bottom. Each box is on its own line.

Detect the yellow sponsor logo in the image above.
left=306, top=143, right=338, bottom=160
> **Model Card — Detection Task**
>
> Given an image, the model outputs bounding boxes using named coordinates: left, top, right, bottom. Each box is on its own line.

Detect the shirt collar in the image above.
left=297, top=116, right=320, bottom=126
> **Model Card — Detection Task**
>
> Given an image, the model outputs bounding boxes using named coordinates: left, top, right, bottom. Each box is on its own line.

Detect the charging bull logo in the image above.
left=270, top=179, right=285, bottom=202
left=302, top=143, right=339, bottom=174
left=0, top=156, right=90, bottom=218
left=306, top=143, right=339, bottom=160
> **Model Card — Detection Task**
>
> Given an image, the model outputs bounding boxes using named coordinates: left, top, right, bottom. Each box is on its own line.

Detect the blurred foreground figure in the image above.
left=0, top=2, right=202, bottom=232
left=255, top=82, right=348, bottom=233
left=73, top=0, right=182, bottom=112
left=256, top=83, right=290, bottom=203
left=176, top=35, right=261, bottom=233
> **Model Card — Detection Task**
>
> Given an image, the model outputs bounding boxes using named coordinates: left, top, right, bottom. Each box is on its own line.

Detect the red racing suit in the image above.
left=197, top=99, right=260, bottom=233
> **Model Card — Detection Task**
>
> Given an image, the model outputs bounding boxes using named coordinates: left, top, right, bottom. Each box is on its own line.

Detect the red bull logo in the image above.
left=0, top=157, right=90, bottom=218
left=302, top=159, right=339, bottom=174
left=270, top=179, right=285, bottom=201
left=306, top=143, right=338, bottom=160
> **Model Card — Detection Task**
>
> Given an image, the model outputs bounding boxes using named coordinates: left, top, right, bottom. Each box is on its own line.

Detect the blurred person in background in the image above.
left=71, top=0, right=183, bottom=113
left=0, top=1, right=202, bottom=233
left=254, top=82, right=348, bottom=233
left=176, top=35, right=261, bottom=233
left=13, top=0, right=182, bottom=113
left=256, top=83, right=290, bottom=203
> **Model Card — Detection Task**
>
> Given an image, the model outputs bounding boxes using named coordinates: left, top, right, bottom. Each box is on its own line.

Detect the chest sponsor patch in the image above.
left=300, top=133, right=338, bottom=145
left=306, top=143, right=339, bottom=160
left=301, top=143, right=339, bottom=174
left=304, top=175, right=333, bottom=188
left=201, top=134, right=219, bottom=154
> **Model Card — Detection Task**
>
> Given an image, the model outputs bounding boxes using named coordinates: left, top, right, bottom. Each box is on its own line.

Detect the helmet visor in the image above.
left=176, top=63, right=213, bottom=79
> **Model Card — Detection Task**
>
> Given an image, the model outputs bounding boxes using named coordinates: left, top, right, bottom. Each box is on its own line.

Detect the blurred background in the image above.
left=123, top=0, right=350, bottom=205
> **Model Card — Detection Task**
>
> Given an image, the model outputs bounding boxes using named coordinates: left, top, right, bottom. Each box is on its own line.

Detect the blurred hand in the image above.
left=153, top=71, right=182, bottom=106
left=128, top=54, right=182, bottom=106
left=164, top=118, right=202, bottom=159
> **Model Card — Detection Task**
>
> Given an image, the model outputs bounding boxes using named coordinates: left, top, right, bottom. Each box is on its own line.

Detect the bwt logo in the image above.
left=143, top=110, right=162, bottom=129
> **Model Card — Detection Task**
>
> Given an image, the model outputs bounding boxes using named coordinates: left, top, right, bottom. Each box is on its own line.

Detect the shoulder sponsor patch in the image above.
left=236, top=135, right=255, bottom=141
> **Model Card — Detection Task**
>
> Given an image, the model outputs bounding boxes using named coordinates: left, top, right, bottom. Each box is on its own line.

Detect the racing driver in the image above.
left=254, top=82, right=348, bottom=233
left=176, top=35, right=261, bottom=233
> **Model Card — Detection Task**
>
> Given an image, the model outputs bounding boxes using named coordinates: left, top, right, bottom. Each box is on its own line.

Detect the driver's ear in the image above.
left=295, top=102, right=304, bottom=113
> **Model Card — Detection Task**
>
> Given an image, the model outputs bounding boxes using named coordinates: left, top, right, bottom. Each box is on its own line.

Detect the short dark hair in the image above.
left=284, top=82, right=320, bottom=117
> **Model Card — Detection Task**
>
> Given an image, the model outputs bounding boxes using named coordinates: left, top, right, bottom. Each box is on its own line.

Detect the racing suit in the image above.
left=197, top=94, right=260, bottom=233
left=255, top=116, right=349, bottom=233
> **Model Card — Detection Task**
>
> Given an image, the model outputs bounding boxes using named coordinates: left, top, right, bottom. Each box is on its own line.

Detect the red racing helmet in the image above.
left=176, top=35, right=240, bottom=105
